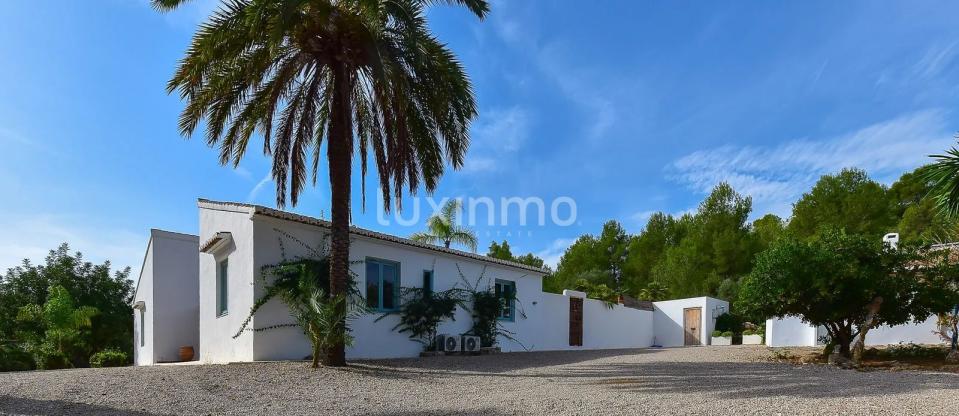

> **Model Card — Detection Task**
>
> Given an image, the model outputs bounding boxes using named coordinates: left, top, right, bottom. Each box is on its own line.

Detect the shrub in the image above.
left=381, top=287, right=466, bottom=351
left=721, top=331, right=733, bottom=337
left=863, top=343, right=947, bottom=361
left=711, top=330, right=723, bottom=338
left=34, top=345, right=71, bottom=370
left=0, top=343, right=35, bottom=372
left=714, top=313, right=744, bottom=334
left=90, top=349, right=128, bottom=368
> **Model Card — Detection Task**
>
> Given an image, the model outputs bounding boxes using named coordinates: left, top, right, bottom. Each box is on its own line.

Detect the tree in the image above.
left=487, top=240, right=548, bottom=270
left=653, top=183, right=754, bottom=298
left=548, top=220, right=629, bottom=293
left=624, top=213, right=682, bottom=295
left=17, top=286, right=99, bottom=369
left=487, top=240, right=513, bottom=260
left=411, top=199, right=478, bottom=251
left=637, top=281, right=668, bottom=301
left=155, top=0, right=486, bottom=366
left=0, top=244, right=132, bottom=366
left=751, top=214, right=785, bottom=252
left=789, top=168, right=895, bottom=240
left=738, top=229, right=952, bottom=363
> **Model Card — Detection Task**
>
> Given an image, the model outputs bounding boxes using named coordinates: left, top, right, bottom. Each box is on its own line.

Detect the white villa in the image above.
left=133, top=199, right=728, bottom=364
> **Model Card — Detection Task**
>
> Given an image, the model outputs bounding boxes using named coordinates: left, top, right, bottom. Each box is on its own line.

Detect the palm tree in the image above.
left=925, top=146, right=959, bottom=217
left=411, top=199, right=478, bottom=251
left=154, top=0, right=486, bottom=366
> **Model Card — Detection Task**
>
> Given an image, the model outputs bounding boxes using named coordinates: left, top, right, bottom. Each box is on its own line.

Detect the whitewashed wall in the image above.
left=132, top=239, right=154, bottom=366
left=133, top=229, right=199, bottom=365
left=766, top=316, right=820, bottom=347
left=196, top=203, right=655, bottom=362
left=198, top=203, right=256, bottom=363
left=652, top=297, right=729, bottom=347
left=766, top=315, right=945, bottom=347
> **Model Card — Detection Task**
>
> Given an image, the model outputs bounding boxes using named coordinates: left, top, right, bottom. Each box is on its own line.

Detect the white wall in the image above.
left=766, top=315, right=946, bottom=347
left=866, top=316, right=944, bottom=345
left=195, top=206, right=655, bottom=362
left=766, top=316, right=819, bottom=347
left=198, top=204, right=256, bottom=363
left=652, top=297, right=729, bottom=347
left=132, top=229, right=199, bottom=365
left=132, top=240, right=154, bottom=366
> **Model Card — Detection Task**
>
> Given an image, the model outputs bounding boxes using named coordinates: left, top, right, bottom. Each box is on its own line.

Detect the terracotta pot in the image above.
left=178, top=346, right=195, bottom=362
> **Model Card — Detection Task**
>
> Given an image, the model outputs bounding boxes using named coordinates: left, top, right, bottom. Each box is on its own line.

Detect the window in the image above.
left=366, top=258, right=400, bottom=311
left=422, top=270, right=434, bottom=296
left=217, top=258, right=229, bottom=316
left=139, top=308, right=145, bottom=347
left=495, top=279, right=516, bottom=321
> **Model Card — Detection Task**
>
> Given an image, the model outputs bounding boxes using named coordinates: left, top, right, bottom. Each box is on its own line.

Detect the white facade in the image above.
left=652, top=297, right=729, bottom=347
left=132, top=229, right=200, bottom=365
left=134, top=199, right=737, bottom=365
left=765, top=315, right=944, bottom=347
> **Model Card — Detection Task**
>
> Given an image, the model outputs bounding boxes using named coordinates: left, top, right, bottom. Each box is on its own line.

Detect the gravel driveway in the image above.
left=1, top=346, right=957, bottom=415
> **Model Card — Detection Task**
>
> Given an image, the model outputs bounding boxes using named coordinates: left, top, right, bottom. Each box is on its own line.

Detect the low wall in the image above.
left=766, top=315, right=945, bottom=347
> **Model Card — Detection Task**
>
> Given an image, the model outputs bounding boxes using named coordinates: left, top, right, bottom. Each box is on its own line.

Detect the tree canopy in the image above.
left=737, top=229, right=956, bottom=358
left=788, top=168, right=895, bottom=240
left=0, top=244, right=133, bottom=369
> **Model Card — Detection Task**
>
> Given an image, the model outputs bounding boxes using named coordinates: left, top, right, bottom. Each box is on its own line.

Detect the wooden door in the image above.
left=569, top=297, right=583, bottom=346
left=683, top=307, right=702, bottom=346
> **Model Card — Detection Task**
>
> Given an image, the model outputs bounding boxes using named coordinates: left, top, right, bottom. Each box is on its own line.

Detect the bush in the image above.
left=721, top=331, right=733, bottom=337
left=34, top=345, right=72, bottom=370
left=863, top=343, right=947, bottom=361
left=90, top=349, right=128, bottom=368
left=714, top=313, right=744, bottom=334
left=711, top=330, right=723, bottom=338
left=0, top=343, right=35, bottom=372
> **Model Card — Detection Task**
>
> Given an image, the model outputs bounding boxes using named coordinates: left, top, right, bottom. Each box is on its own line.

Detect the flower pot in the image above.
left=178, top=346, right=195, bottom=362
left=742, top=335, right=763, bottom=345
left=711, top=336, right=732, bottom=346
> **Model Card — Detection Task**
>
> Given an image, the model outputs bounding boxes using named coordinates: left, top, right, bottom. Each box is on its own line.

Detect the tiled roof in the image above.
left=197, top=199, right=550, bottom=275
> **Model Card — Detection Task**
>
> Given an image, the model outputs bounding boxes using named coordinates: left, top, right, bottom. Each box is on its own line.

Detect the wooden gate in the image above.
left=569, top=297, right=583, bottom=346
left=683, top=307, right=702, bottom=346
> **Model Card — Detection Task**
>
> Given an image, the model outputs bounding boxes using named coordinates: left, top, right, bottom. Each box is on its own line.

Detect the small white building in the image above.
left=132, top=229, right=199, bottom=365
left=134, top=199, right=732, bottom=364
left=653, top=297, right=729, bottom=347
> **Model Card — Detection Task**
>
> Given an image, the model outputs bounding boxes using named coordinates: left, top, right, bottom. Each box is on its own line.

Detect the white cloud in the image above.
left=489, top=6, right=617, bottom=141
left=0, top=214, right=145, bottom=276
left=535, top=237, right=577, bottom=269
left=464, top=106, right=530, bottom=173
left=247, top=171, right=273, bottom=202
left=472, top=106, right=529, bottom=152
left=670, top=109, right=955, bottom=217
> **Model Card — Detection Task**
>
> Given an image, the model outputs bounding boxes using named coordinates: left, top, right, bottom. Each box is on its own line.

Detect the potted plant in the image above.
left=742, top=329, right=764, bottom=345
left=711, top=330, right=732, bottom=346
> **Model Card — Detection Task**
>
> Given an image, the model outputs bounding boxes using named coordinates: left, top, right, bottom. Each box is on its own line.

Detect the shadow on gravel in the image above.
left=347, top=348, right=661, bottom=377
left=566, top=361, right=959, bottom=399
left=0, top=396, right=169, bottom=416
left=365, top=408, right=513, bottom=416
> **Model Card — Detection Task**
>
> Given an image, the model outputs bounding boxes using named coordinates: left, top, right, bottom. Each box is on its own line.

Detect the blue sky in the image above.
left=3, top=1, right=959, bottom=272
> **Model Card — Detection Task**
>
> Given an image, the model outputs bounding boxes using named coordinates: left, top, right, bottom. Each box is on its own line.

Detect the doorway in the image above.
left=683, top=307, right=702, bottom=346
left=569, top=297, right=583, bottom=346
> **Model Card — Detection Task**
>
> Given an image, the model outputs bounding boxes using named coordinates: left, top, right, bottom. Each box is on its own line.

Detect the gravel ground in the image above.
left=1, top=346, right=958, bottom=415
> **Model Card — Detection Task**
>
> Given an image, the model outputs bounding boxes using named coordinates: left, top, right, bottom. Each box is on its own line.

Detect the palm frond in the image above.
left=924, top=146, right=959, bottom=218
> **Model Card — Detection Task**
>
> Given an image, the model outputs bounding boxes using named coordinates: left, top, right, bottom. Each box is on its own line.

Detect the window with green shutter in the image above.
left=495, top=279, right=516, bottom=321
left=365, top=258, right=400, bottom=312
left=217, top=258, right=229, bottom=316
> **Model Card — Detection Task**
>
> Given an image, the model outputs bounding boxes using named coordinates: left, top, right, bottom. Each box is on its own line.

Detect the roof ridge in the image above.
left=198, top=198, right=549, bottom=274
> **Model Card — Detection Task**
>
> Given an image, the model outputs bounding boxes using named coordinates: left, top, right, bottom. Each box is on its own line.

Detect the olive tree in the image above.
left=738, top=229, right=954, bottom=363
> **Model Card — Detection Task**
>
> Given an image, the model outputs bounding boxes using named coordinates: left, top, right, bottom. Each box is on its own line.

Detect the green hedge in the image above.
left=90, top=349, right=128, bottom=368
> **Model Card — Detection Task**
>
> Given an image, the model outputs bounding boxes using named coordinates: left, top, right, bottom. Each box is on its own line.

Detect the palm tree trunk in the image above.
left=325, top=60, right=353, bottom=367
